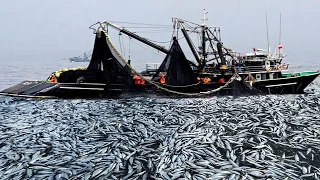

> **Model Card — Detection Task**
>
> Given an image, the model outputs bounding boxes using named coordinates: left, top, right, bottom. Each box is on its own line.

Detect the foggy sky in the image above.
left=1, top=0, right=320, bottom=66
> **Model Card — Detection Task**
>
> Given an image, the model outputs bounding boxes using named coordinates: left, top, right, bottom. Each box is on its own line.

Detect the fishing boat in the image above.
left=1, top=11, right=319, bottom=98
left=69, top=51, right=91, bottom=62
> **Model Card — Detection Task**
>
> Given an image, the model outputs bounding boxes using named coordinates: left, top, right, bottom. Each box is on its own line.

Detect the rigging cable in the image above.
left=197, top=31, right=200, bottom=50
left=110, top=21, right=172, bottom=27
left=126, top=24, right=200, bottom=44
left=124, top=35, right=164, bottom=57
left=128, top=37, right=131, bottom=61
left=118, top=33, right=123, bottom=56
left=119, top=26, right=173, bottom=29
left=121, top=35, right=126, bottom=60
left=167, top=20, right=176, bottom=49
left=126, top=30, right=174, bottom=33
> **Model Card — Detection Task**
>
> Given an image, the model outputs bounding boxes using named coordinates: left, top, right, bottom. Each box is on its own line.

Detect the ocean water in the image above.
left=0, top=59, right=320, bottom=179
left=0, top=59, right=89, bottom=91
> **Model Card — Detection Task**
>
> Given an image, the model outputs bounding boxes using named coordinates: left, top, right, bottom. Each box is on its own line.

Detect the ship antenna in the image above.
left=202, top=9, right=208, bottom=26
left=278, top=13, right=282, bottom=58
left=265, top=1, right=270, bottom=56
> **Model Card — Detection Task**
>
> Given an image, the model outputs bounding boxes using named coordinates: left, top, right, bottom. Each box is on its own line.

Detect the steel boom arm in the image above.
left=103, top=21, right=169, bottom=54
left=178, top=22, right=202, bottom=67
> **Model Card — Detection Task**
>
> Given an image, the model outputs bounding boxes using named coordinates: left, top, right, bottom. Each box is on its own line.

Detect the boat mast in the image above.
left=201, top=9, right=208, bottom=66
left=265, top=0, right=270, bottom=55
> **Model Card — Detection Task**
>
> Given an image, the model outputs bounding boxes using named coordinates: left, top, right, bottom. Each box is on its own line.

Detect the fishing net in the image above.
left=230, top=79, right=265, bottom=96
left=56, top=30, right=131, bottom=84
left=87, top=30, right=126, bottom=72
left=152, top=37, right=197, bottom=86
left=217, top=42, right=227, bottom=65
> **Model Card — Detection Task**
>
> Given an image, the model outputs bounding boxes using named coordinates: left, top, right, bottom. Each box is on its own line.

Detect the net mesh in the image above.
left=57, top=31, right=131, bottom=84
left=152, top=37, right=197, bottom=86
left=230, top=80, right=265, bottom=96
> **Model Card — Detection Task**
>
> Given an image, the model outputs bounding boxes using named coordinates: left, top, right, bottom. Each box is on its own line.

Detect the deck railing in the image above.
left=203, top=64, right=289, bottom=73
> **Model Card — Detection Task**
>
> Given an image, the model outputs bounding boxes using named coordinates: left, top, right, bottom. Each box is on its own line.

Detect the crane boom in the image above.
left=103, top=21, right=169, bottom=54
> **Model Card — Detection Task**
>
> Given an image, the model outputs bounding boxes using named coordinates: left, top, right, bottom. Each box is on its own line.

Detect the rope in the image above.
left=109, top=21, right=172, bottom=27
left=118, top=35, right=123, bottom=56
left=128, top=37, right=164, bottom=57
left=155, top=82, right=200, bottom=88
left=121, top=35, right=126, bottom=59
left=102, top=30, right=238, bottom=97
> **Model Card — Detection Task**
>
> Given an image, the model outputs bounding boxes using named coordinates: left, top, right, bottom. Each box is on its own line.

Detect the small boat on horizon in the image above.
left=68, top=51, right=91, bottom=62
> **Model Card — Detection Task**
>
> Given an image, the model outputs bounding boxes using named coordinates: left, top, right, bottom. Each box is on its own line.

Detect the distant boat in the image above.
left=69, top=51, right=91, bottom=62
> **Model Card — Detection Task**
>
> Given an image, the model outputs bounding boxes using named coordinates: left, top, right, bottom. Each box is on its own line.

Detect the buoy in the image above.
left=220, top=65, right=228, bottom=70
left=159, top=73, right=166, bottom=84
left=51, top=76, right=58, bottom=83
left=133, top=74, right=142, bottom=84
left=203, top=77, right=211, bottom=84
left=160, top=77, right=166, bottom=84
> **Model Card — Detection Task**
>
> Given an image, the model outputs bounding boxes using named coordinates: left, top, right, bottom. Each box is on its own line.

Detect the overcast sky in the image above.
left=1, top=0, right=320, bottom=66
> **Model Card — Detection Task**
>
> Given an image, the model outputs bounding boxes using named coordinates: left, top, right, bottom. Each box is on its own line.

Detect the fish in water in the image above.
left=0, top=88, right=320, bottom=179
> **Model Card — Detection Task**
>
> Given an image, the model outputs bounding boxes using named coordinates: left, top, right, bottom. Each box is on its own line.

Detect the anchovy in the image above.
left=1, top=91, right=320, bottom=179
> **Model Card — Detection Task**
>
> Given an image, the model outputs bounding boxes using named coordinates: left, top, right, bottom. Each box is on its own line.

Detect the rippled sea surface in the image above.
left=0, top=59, right=320, bottom=179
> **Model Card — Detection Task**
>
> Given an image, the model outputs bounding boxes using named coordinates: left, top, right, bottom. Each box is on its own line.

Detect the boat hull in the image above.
left=1, top=72, right=318, bottom=98
left=252, top=72, right=319, bottom=94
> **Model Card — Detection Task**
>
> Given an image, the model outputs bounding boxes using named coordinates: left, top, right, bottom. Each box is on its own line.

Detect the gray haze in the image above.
left=1, top=0, right=320, bottom=68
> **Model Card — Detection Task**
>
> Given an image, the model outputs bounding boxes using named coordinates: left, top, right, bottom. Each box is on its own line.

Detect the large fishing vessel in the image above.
left=1, top=11, right=319, bottom=98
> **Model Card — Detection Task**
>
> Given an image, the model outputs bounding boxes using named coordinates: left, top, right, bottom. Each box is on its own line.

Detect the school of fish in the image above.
left=0, top=79, right=319, bottom=180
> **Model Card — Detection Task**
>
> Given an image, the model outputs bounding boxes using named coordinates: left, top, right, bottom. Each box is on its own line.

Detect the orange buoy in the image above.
left=203, top=77, right=211, bottom=84
left=159, top=73, right=166, bottom=84
left=160, top=77, right=166, bottom=84
left=220, top=65, right=228, bottom=70
left=51, top=76, right=58, bottom=83
left=133, top=74, right=142, bottom=84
